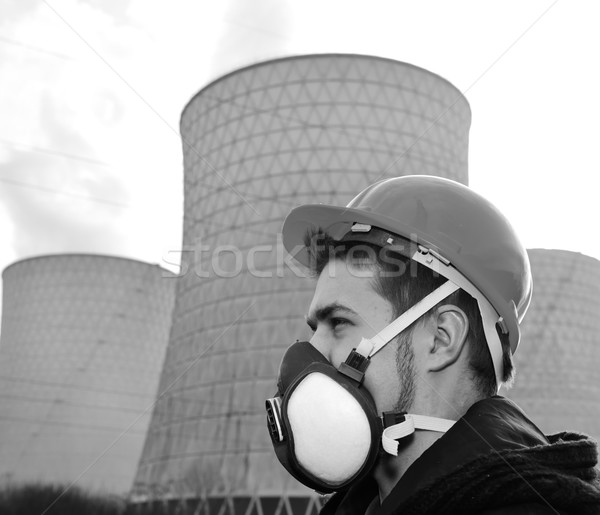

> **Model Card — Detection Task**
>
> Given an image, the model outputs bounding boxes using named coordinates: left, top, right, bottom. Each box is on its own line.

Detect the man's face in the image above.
left=306, top=258, right=414, bottom=414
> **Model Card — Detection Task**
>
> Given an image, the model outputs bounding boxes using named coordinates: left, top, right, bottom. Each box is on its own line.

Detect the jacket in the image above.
left=320, top=396, right=600, bottom=515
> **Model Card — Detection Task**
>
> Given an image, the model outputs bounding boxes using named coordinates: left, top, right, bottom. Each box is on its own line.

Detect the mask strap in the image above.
left=381, top=414, right=456, bottom=456
left=355, top=280, right=460, bottom=359
left=355, top=249, right=505, bottom=391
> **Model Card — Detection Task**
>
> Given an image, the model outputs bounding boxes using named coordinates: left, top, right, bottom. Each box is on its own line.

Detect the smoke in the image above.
left=208, top=0, right=293, bottom=79
left=0, top=150, right=128, bottom=259
left=0, top=86, right=128, bottom=259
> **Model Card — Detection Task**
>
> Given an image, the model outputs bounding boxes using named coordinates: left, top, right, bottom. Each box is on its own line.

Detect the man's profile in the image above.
left=266, top=175, right=600, bottom=515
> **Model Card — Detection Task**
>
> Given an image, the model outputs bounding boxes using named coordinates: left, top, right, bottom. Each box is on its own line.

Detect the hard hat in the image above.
left=282, top=175, right=533, bottom=358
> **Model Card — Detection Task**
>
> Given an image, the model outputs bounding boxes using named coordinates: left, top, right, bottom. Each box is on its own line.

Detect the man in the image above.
left=266, top=175, right=600, bottom=514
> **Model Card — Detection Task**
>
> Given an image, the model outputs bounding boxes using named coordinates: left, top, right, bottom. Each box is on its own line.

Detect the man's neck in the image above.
left=373, top=430, right=445, bottom=502
left=372, top=387, right=486, bottom=503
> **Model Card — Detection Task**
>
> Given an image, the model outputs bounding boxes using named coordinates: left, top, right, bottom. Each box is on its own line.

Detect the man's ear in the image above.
left=427, top=305, right=469, bottom=372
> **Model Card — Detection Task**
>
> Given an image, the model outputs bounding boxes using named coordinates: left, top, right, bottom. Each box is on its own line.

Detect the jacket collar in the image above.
left=379, top=396, right=549, bottom=513
left=322, top=396, right=549, bottom=515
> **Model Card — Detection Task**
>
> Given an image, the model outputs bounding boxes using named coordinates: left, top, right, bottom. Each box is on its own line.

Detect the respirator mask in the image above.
left=265, top=279, right=461, bottom=494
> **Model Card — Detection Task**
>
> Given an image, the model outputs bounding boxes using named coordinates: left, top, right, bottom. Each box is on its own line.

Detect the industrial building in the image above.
left=0, top=254, right=175, bottom=493
left=504, top=249, right=600, bottom=443
left=132, top=54, right=471, bottom=513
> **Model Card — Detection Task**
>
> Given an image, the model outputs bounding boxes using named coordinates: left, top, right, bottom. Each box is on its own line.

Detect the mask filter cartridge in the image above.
left=287, top=372, right=372, bottom=484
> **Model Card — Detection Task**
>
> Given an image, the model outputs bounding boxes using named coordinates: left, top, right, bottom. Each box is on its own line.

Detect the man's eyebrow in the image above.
left=305, top=303, right=359, bottom=326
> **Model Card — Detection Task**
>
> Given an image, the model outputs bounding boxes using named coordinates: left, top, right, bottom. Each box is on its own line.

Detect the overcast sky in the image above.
left=1, top=0, right=599, bottom=297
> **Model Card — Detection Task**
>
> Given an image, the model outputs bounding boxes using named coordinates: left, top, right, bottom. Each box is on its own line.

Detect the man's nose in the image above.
left=309, top=330, right=333, bottom=363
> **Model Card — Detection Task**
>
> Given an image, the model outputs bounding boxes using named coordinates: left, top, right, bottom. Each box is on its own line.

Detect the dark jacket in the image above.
left=320, top=397, right=600, bottom=515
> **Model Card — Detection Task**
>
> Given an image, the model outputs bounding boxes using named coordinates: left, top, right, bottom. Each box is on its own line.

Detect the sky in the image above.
left=1, top=0, right=599, bottom=299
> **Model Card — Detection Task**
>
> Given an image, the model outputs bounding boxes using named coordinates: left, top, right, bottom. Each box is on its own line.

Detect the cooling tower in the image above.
left=132, top=54, right=471, bottom=513
left=503, top=249, right=600, bottom=442
left=0, top=254, right=175, bottom=493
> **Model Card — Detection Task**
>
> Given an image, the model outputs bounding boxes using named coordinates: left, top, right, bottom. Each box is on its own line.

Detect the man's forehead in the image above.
left=314, top=260, right=374, bottom=295
left=308, top=260, right=388, bottom=315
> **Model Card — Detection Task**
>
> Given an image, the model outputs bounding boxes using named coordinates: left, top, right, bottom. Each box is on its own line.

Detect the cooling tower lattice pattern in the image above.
left=0, top=255, right=175, bottom=493
left=504, top=249, right=600, bottom=442
left=132, top=54, right=471, bottom=503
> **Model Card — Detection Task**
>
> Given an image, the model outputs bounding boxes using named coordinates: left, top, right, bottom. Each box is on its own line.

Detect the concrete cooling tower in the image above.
left=503, top=249, right=600, bottom=442
left=131, top=54, right=471, bottom=514
left=0, top=254, right=175, bottom=493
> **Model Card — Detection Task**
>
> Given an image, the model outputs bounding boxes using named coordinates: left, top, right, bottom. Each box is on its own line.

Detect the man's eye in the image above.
left=330, top=318, right=350, bottom=330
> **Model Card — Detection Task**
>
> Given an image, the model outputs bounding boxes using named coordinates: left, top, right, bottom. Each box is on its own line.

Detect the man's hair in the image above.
left=304, top=230, right=514, bottom=397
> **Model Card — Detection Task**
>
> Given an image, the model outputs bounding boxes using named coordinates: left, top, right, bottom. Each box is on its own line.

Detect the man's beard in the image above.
left=376, top=332, right=417, bottom=462
left=394, top=331, right=416, bottom=413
